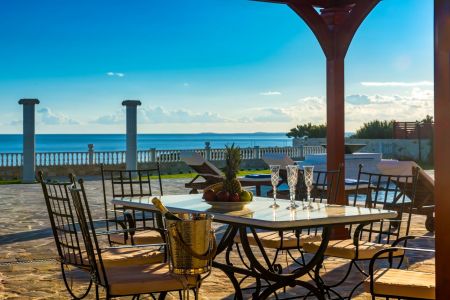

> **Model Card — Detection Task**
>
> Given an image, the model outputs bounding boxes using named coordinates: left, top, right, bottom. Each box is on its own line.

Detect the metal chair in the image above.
left=70, top=179, right=198, bottom=300
left=39, top=171, right=92, bottom=299
left=302, top=165, right=419, bottom=299
left=100, top=164, right=165, bottom=246
left=365, top=236, right=435, bottom=299
left=39, top=171, right=166, bottom=299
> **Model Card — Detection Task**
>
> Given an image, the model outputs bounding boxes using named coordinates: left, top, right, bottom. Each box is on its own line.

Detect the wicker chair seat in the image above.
left=234, top=231, right=321, bottom=249
left=303, top=239, right=404, bottom=260
left=109, top=229, right=164, bottom=245
left=364, top=268, right=435, bottom=299
left=64, top=247, right=164, bottom=268
left=105, top=263, right=197, bottom=296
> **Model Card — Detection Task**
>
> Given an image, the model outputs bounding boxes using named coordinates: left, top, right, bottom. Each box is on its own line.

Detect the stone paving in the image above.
left=0, top=175, right=435, bottom=299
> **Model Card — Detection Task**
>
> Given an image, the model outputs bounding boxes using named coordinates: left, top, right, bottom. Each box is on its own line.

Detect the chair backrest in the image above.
left=350, top=165, right=419, bottom=244
left=296, top=166, right=342, bottom=203
left=100, top=164, right=163, bottom=231
left=38, top=171, right=86, bottom=268
left=180, top=151, right=223, bottom=180
left=100, top=164, right=163, bottom=199
left=69, top=180, right=109, bottom=288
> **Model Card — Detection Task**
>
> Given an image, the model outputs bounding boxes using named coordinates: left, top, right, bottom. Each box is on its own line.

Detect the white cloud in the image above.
left=91, top=88, right=433, bottom=131
left=106, top=72, right=125, bottom=77
left=361, top=81, right=433, bottom=87
left=259, top=91, right=282, bottom=96
left=249, top=108, right=293, bottom=123
left=139, top=107, right=228, bottom=123
left=37, top=107, right=80, bottom=125
left=94, top=106, right=228, bottom=125
left=95, top=111, right=125, bottom=124
left=346, top=94, right=371, bottom=105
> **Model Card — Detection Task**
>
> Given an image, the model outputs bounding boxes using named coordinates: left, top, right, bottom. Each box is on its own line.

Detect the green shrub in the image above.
left=351, top=120, right=394, bottom=139
left=287, top=123, right=327, bottom=138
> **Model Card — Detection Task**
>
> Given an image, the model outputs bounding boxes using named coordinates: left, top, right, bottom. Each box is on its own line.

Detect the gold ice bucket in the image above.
left=166, top=213, right=216, bottom=275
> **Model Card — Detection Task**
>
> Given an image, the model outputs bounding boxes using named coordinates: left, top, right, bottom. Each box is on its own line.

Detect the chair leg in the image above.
left=95, top=284, right=100, bottom=300
left=158, top=292, right=168, bottom=300
left=60, top=263, right=92, bottom=300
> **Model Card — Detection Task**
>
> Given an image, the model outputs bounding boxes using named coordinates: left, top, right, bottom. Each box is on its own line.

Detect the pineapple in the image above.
left=222, top=144, right=242, bottom=195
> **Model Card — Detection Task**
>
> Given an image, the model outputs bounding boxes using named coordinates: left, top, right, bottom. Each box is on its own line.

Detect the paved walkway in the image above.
left=0, top=176, right=435, bottom=299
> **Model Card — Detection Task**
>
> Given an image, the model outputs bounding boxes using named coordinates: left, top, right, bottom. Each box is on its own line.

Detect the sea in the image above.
left=0, top=133, right=292, bottom=153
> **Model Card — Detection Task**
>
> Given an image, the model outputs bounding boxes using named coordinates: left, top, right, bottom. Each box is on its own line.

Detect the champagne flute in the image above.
left=269, top=165, right=280, bottom=208
left=286, top=165, right=299, bottom=209
left=303, top=166, right=314, bottom=209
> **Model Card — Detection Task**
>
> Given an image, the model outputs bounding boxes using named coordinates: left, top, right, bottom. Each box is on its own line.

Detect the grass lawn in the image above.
left=0, top=179, right=21, bottom=185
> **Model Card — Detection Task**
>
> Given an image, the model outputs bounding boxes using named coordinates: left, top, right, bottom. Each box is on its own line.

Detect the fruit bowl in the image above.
left=204, top=200, right=249, bottom=212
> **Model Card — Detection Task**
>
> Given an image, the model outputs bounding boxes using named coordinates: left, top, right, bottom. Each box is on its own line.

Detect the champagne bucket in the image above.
left=165, top=213, right=216, bottom=275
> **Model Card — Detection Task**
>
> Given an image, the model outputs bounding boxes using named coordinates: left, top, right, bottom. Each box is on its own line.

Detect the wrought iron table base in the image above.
left=213, top=225, right=332, bottom=300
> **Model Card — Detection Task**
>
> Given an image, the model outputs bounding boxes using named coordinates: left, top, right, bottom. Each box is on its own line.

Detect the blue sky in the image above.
left=0, top=0, right=434, bottom=133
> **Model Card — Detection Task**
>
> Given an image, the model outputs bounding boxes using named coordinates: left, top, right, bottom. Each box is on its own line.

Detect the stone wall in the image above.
left=293, top=138, right=433, bottom=162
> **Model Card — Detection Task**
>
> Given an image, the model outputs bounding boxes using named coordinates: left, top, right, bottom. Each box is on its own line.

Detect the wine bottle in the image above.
left=151, top=197, right=182, bottom=221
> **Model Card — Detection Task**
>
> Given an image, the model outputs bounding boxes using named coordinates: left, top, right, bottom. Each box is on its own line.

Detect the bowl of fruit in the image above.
left=202, top=145, right=253, bottom=212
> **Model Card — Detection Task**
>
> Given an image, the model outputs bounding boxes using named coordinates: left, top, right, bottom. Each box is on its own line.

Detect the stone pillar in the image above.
left=122, top=100, right=141, bottom=170
left=205, top=141, right=211, bottom=161
left=88, top=144, right=94, bottom=165
left=18, top=99, right=40, bottom=183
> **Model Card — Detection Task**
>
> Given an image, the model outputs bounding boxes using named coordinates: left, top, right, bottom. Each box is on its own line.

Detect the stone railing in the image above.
left=0, top=153, right=23, bottom=167
left=0, top=145, right=325, bottom=168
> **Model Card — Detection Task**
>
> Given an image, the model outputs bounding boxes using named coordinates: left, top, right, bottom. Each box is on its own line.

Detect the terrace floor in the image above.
left=0, top=174, right=435, bottom=299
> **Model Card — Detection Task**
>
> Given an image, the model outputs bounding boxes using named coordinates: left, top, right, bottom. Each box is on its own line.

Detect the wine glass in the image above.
left=269, top=165, right=280, bottom=208
left=303, top=166, right=314, bottom=209
left=286, top=165, right=299, bottom=209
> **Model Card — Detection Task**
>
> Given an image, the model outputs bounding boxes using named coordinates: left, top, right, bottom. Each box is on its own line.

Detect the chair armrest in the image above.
left=95, top=229, right=134, bottom=235
left=369, top=246, right=435, bottom=276
left=367, top=246, right=433, bottom=297
left=105, top=243, right=166, bottom=250
left=392, top=235, right=435, bottom=247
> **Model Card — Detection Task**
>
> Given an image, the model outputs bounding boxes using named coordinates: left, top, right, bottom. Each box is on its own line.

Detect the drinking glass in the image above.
left=269, top=165, right=280, bottom=208
left=286, top=165, right=299, bottom=209
left=303, top=166, right=314, bottom=209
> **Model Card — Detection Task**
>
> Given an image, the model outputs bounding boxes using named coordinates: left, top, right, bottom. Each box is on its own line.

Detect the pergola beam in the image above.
left=434, top=0, right=450, bottom=297
left=256, top=0, right=380, bottom=214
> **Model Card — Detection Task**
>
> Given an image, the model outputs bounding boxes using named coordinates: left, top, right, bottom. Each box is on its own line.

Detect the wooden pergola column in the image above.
left=434, top=0, right=450, bottom=297
left=257, top=0, right=380, bottom=208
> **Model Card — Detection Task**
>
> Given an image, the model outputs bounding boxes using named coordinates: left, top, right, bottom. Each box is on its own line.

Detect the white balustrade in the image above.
left=0, top=146, right=322, bottom=168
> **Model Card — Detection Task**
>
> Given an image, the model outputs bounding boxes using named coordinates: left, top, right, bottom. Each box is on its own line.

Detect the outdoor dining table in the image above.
left=112, top=194, right=397, bottom=300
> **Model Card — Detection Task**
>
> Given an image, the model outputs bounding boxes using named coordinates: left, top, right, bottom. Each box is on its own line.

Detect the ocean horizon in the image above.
left=0, top=133, right=292, bottom=153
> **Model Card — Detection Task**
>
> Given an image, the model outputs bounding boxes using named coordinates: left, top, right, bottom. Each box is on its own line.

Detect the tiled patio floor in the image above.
left=0, top=177, right=435, bottom=299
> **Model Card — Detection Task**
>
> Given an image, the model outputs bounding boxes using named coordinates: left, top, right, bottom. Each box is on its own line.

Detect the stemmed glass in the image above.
left=303, top=166, right=314, bottom=209
left=286, top=165, right=299, bottom=210
left=269, top=165, right=280, bottom=208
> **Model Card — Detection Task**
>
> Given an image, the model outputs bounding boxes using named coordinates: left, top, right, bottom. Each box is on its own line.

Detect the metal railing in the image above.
left=0, top=145, right=325, bottom=167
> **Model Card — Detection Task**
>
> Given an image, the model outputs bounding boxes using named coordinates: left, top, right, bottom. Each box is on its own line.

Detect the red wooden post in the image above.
left=434, top=0, right=450, bottom=297
left=326, top=57, right=346, bottom=206
left=256, top=0, right=380, bottom=208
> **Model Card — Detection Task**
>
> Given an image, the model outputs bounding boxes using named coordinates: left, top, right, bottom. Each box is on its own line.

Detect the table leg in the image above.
left=213, top=224, right=331, bottom=299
